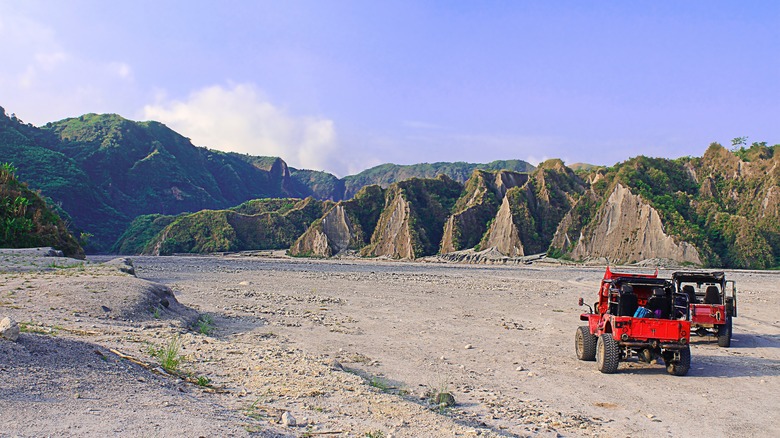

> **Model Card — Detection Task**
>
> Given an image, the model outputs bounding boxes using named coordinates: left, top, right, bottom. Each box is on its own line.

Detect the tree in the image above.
left=730, top=136, right=748, bottom=151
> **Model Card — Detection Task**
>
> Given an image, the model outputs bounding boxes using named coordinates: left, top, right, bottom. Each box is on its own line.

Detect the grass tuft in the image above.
left=148, top=335, right=183, bottom=373
left=194, top=314, right=215, bottom=335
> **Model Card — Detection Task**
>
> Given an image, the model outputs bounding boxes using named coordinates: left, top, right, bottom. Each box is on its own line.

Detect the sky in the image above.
left=1, top=1, right=778, bottom=176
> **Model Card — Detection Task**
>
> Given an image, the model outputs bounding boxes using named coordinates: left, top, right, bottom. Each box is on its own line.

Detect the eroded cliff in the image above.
left=290, top=185, right=385, bottom=257
left=480, top=160, right=585, bottom=256
left=439, top=170, right=527, bottom=253
left=362, top=176, right=461, bottom=259
left=568, top=183, right=702, bottom=265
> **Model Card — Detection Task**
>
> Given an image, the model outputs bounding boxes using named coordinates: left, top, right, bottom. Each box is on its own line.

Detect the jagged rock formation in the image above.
left=290, top=205, right=352, bottom=257
left=362, top=176, right=462, bottom=259
left=566, top=183, right=702, bottom=265
left=439, top=170, right=528, bottom=253
left=290, top=185, right=384, bottom=257
left=480, top=159, right=586, bottom=257
left=549, top=143, right=780, bottom=268
left=9, top=98, right=773, bottom=268
left=481, top=195, right=525, bottom=256
left=687, top=143, right=780, bottom=268
left=341, top=160, right=534, bottom=200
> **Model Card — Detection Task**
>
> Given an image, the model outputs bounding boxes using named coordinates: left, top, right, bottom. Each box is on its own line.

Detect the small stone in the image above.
left=646, top=414, right=655, bottom=419
left=0, top=317, right=20, bottom=341
left=281, top=411, right=297, bottom=427
left=465, top=344, right=473, bottom=350
left=439, top=356, right=446, bottom=361
left=328, top=359, right=344, bottom=371
left=516, top=366, right=525, bottom=371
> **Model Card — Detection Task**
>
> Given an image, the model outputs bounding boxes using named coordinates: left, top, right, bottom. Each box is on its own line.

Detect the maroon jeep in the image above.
left=672, top=271, right=737, bottom=347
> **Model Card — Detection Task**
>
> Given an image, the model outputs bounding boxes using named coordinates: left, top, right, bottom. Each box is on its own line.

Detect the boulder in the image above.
left=0, top=317, right=20, bottom=342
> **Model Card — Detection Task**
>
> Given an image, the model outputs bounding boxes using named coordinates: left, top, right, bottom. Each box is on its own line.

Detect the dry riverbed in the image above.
left=1, top=249, right=779, bottom=437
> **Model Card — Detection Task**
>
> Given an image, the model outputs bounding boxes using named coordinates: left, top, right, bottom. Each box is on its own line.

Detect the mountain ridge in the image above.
left=3, top=106, right=778, bottom=269
left=0, top=107, right=533, bottom=251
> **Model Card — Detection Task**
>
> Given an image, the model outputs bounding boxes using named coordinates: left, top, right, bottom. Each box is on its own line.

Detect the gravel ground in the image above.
left=2, top=250, right=779, bottom=437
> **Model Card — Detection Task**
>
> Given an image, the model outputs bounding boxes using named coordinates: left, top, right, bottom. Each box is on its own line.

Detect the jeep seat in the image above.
left=682, top=285, right=696, bottom=304
left=618, top=291, right=638, bottom=317
left=647, top=288, right=671, bottom=319
left=704, top=285, right=721, bottom=305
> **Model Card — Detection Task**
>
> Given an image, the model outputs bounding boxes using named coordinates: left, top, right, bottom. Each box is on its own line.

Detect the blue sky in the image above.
left=1, top=1, right=778, bottom=176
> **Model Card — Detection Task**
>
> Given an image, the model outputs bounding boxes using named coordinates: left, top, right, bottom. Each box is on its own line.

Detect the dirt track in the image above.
left=2, top=253, right=779, bottom=437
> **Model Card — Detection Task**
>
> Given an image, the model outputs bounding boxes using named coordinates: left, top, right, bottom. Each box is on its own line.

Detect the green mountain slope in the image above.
left=0, top=162, right=84, bottom=258
left=134, top=197, right=329, bottom=255
left=0, top=108, right=126, bottom=251
left=42, top=114, right=299, bottom=216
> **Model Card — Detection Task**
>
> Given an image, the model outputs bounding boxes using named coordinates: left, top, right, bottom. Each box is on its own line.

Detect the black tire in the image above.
left=717, top=317, right=732, bottom=347
left=666, top=346, right=691, bottom=376
left=596, top=334, right=620, bottom=374
left=575, top=326, right=597, bottom=361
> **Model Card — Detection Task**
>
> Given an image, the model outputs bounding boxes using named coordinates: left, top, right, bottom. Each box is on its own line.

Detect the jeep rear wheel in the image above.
left=666, top=346, right=691, bottom=376
left=575, top=326, right=597, bottom=361
left=596, top=334, right=620, bottom=374
left=717, top=317, right=732, bottom=347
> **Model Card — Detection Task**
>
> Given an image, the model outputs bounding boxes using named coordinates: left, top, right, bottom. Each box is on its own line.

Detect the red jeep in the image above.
left=672, top=271, right=737, bottom=347
left=576, top=267, right=692, bottom=375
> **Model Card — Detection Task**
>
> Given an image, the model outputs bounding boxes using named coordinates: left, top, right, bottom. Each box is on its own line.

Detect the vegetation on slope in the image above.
left=289, top=168, right=346, bottom=201
left=111, top=214, right=176, bottom=255
left=445, top=170, right=503, bottom=252
left=551, top=145, right=780, bottom=269
left=0, top=108, right=126, bottom=251
left=362, top=175, right=462, bottom=258
left=142, top=197, right=328, bottom=255
left=289, top=185, right=386, bottom=257
left=0, top=162, right=84, bottom=258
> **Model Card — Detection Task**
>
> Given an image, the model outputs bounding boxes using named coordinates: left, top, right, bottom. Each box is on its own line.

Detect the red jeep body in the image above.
left=575, top=267, right=692, bottom=375
left=672, top=271, right=737, bottom=347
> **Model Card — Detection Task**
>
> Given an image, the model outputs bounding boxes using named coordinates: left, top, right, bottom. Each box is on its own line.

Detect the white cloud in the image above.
left=142, top=83, right=344, bottom=174
left=0, top=7, right=137, bottom=124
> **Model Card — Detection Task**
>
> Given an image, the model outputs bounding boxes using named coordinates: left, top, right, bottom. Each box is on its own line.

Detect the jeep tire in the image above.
left=575, top=326, right=597, bottom=361
left=717, top=317, right=732, bottom=347
left=596, top=334, right=620, bottom=374
left=666, top=346, right=691, bottom=376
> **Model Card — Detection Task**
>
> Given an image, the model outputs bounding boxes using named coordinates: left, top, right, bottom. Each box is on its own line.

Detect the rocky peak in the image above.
left=569, top=183, right=702, bottom=265
left=480, top=195, right=524, bottom=257
left=494, top=170, right=528, bottom=198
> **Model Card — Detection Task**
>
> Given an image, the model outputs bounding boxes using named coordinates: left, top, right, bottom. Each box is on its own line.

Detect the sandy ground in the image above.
left=1, top=250, right=779, bottom=437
